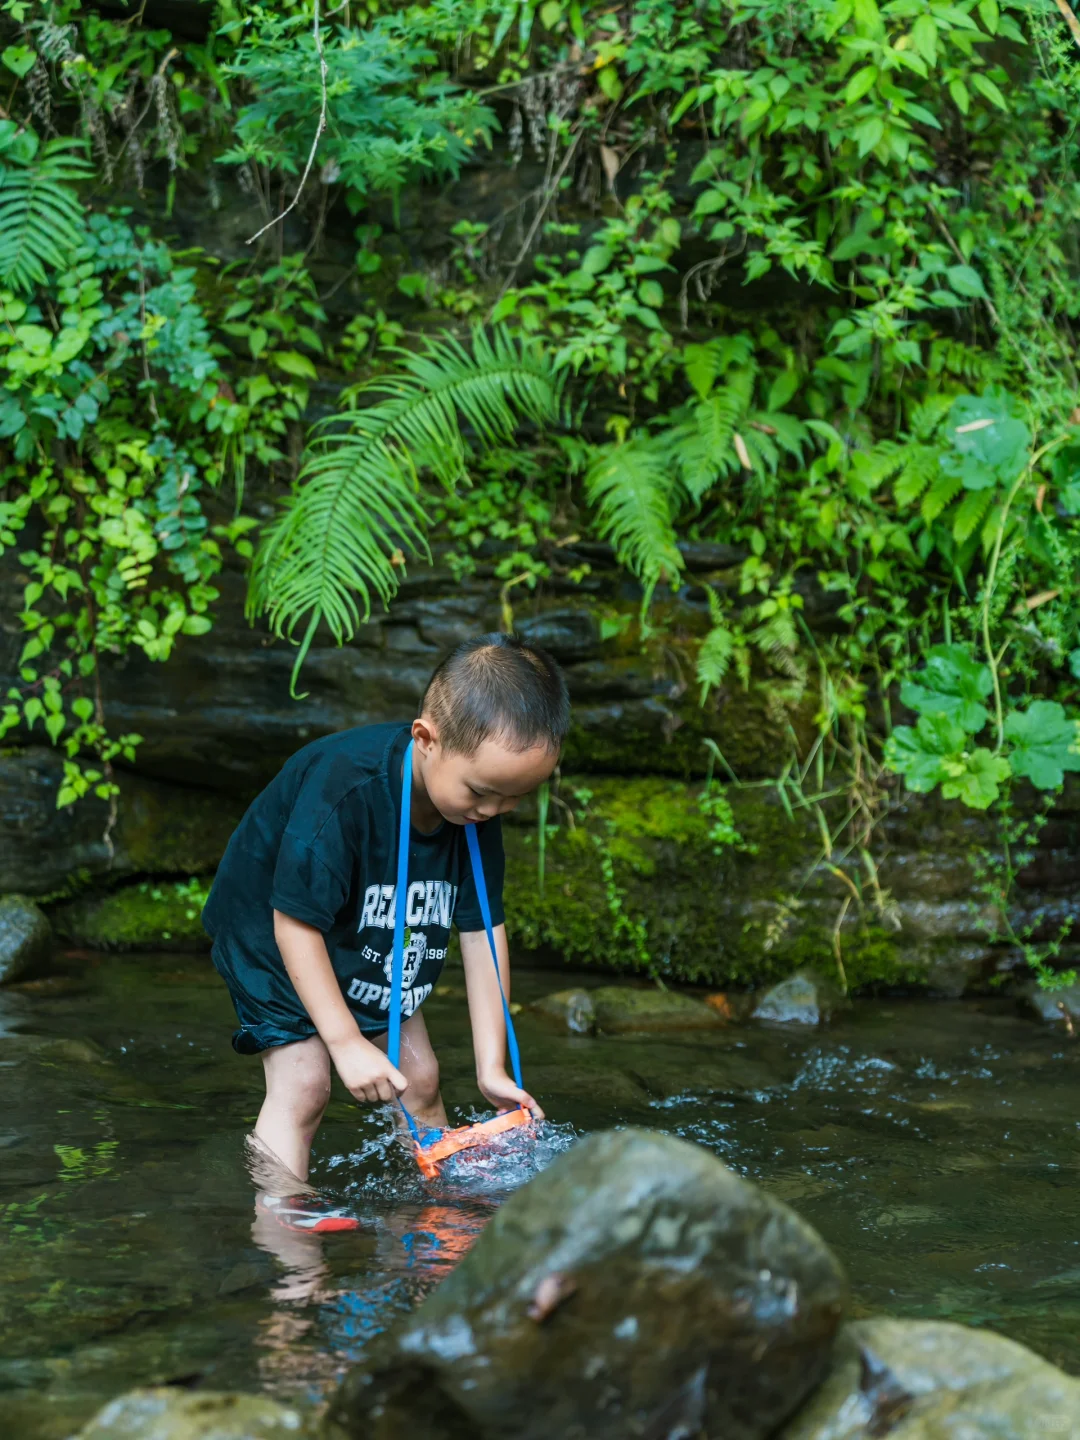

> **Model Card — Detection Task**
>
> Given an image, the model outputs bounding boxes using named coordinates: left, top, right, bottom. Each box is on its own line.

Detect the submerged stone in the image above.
left=753, top=968, right=850, bottom=1026
left=76, top=1388, right=311, bottom=1440
left=780, top=1316, right=1080, bottom=1439
left=0, top=893, right=52, bottom=984
left=327, top=1128, right=847, bottom=1440
left=531, top=987, right=597, bottom=1034
left=589, top=984, right=724, bottom=1033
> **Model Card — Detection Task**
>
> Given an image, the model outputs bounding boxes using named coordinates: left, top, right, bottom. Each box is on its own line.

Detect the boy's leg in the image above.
left=370, top=1010, right=448, bottom=1130
left=255, top=1034, right=332, bottom=1183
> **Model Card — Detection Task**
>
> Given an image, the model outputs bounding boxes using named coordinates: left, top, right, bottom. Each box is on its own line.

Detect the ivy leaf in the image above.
left=940, top=748, right=1009, bottom=809
left=884, top=713, right=967, bottom=792
left=899, top=644, right=992, bottom=732
left=2, top=46, right=37, bottom=79
left=1004, top=701, right=1080, bottom=789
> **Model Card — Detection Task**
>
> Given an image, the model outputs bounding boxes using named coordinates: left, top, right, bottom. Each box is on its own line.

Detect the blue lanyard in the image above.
left=388, top=738, right=524, bottom=1141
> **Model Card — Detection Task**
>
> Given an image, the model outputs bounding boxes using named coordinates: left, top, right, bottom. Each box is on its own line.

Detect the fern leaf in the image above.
left=894, top=445, right=939, bottom=507
left=759, top=412, right=809, bottom=459
left=908, top=394, right=953, bottom=442
left=0, top=138, right=92, bottom=292
left=697, top=621, right=735, bottom=701
left=952, top=486, right=994, bottom=544
left=921, top=468, right=965, bottom=524
left=585, top=437, right=683, bottom=606
left=248, top=328, right=563, bottom=692
left=850, top=441, right=904, bottom=493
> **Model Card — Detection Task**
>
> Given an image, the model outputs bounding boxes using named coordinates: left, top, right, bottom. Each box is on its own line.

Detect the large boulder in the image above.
left=76, top=1387, right=313, bottom=1440
left=781, top=1316, right=1080, bottom=1439
left=327, top=1128, right=847, bottom=1440
left=0, top=893, right=52, bottom=983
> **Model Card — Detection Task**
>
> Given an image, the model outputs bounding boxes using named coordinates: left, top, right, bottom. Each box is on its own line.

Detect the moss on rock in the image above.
left=504, top=776, right=999, bottom=994
left=51, top=879, right=211, bottom=952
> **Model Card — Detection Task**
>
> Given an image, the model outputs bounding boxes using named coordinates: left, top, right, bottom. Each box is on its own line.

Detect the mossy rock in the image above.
left=51, top=880, right=210, bottom=952
left=77, top=1388, right=314, bottom=1440
left=590, top=985, right=724, bottom=1033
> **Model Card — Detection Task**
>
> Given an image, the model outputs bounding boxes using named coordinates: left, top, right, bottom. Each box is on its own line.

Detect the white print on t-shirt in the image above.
left=383, top=929, right=427, bottom=989
left=346, top=977, right=433, bottom=1017
left=357, top=880, right=457, bottom=932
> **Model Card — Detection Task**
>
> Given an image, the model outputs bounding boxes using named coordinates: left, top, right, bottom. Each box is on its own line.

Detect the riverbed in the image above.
left=2, top=951, right=1078, bottom=1438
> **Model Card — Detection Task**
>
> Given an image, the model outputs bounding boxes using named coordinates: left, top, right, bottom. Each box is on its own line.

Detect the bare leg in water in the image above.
left=252, top=1009, right=448, bottom=1186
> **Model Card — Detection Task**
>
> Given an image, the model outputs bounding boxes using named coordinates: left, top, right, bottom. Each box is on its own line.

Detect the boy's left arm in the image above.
left=460, top=923, right=544, bottom=1119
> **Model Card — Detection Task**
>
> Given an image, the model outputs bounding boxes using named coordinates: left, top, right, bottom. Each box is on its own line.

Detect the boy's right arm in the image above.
left=273, top=910, right=407, bottom=1105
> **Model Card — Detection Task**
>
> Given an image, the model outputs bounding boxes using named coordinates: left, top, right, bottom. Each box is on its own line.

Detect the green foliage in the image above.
left=0, top=125, right=92, bottom=292
left=221, top=8, right=496, bottom=211
left=248, top=329, right=565, bottom=692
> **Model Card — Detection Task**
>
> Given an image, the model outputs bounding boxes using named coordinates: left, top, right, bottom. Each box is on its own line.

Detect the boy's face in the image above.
left=412, top=717, right=558, bottom=826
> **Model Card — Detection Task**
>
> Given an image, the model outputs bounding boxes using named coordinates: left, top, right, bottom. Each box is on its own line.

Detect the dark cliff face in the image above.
left=4, top=538, right=1080, bottom=994
left=0, top=534, right=815, bottom=796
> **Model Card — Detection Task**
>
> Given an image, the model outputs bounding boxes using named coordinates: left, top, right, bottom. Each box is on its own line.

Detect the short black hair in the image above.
left=422, top=632, right=570, bottom=756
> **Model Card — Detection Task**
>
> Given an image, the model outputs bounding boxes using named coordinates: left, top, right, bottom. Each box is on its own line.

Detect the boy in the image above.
left=203, top=632, right=567, bottom=1213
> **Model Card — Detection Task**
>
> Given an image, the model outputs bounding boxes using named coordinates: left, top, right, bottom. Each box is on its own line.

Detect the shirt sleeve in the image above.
left=454, top=815, right=505, bottom=932
left=270, top=817, right=352, bottom=932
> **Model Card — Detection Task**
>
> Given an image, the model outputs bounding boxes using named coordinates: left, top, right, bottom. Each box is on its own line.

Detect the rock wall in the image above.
left=3, top=495, right=1078, bottom=993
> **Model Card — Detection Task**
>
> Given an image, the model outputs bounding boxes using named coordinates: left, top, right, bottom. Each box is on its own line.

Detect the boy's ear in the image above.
left=411, top=715, right=438, bottom=752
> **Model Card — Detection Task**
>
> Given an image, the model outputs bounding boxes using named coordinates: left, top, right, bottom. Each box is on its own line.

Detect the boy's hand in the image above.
left=478, top=1066, right=545, bottom=1121
left=331, top=1036, right=408, bottom=1106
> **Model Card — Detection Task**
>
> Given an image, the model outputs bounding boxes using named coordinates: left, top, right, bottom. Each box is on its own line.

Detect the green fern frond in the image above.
left=908, top=394, right=953, bottom=442
left=0, top=138, right=92, bottom=293
left=248, top=328, right=564, bottom=693
left=894, top=445, right=940, bottom=507
left=952, top=486, right=995, bottom=543
left=585, top=436, right=683, bottom=610
left=851, top=441, right=904, bottom=492
left=759, top=412, right=810, bottom=459
left=921, top=468, right=965, bottom=524
left=697, top=621, right=735, bottom=701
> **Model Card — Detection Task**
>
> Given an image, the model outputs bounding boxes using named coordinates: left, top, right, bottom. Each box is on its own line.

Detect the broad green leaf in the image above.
left=638, top=279, right=664, bottom=308
left=944, top=390, right=1030, bottom=487
left=899, top=643, right=992, bottom=732
left=854, top=116, right=885, bottom=157
left=270, top=349, right=318, bottom=380
left=979, top=0, right=999, bottom=34
left=2, top=45, right=37, bottom=78
left=884, top=712, right=967, bottom=791
left=1005, top=701, right=1080, bottom=789
left=844, top=66, right=878, bottom=103
left=949, top=78, right=969, bottom=113
left=940, top=748, right=1009, bottom=809
left=946, top=264, right=987, bottom=299
left=911, top=15, right=937, bottom=65
left=971, top=71, right=1007, bottom=111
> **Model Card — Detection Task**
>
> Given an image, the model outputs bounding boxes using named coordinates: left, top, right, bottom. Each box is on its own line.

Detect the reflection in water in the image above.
left=2, top=953, right=1080, bottom=1438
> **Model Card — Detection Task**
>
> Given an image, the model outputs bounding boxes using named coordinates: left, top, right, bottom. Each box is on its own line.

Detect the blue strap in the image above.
left=465, top=821, right=524, bottom=1092
left=388, top=740, right=422, bottom=1146
left=387, top=737, right=524, bottom=1146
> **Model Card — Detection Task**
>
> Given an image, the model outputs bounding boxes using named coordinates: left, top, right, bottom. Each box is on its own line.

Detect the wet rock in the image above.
left=753, top=969, right=850, bottom=1026
left=328, top=1128, right=847, bottom=1440
left=0, top=894, right=52, bottom=984
left=1018, top=980, right=1080, bottom=1027
left=590, top=985, right=724, bottom=1033
left=52, top=880, right=210, bottom=952
left=0, top=746, right=244, bottom=896
left=780, top=1316, right=1080, bottom=1439
left=76, top=1387, right=312, bottom=1440
left=531, top=987, right=596, bottom=1034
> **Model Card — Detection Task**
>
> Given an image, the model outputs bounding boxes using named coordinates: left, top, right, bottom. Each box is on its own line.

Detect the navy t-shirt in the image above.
left=203, top=722, right=504, bottom=1051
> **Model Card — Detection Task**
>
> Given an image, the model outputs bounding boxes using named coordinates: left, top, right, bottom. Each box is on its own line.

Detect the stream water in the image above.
left=2, top=950, right=1079, bottom=1438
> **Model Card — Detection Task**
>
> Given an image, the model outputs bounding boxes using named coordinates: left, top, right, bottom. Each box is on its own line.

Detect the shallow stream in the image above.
left=3, top=951, right=1079, bottom=1438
